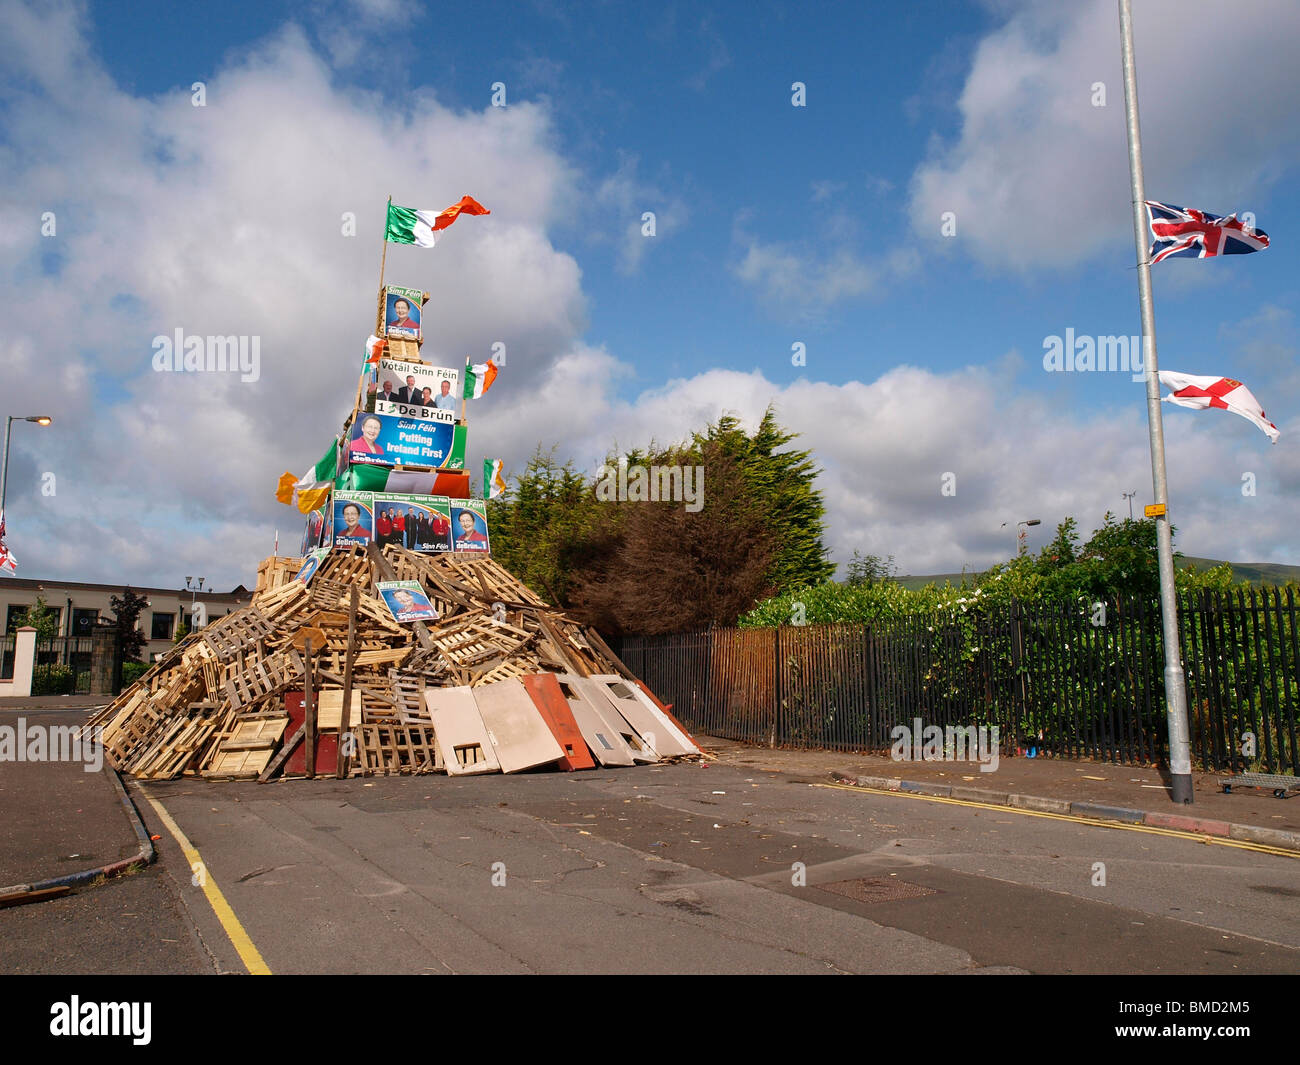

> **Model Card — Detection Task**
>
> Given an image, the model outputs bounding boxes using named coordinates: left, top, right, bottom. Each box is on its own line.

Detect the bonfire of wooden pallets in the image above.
left=83, top=545, right=697, bottom=782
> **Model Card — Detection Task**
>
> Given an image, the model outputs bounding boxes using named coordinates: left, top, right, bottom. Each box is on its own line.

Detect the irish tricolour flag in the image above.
left=484, top=459, right=507, bottom=500
left=463, top=358, right=499, bottom=400
left=277, top=438, right=338, bottom=514
left=385, top=196, right=490, bottom=248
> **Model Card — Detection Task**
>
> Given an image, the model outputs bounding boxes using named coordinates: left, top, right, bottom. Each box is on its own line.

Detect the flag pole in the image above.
left=1119, top=0, right=1193, bottom=805
left=379, top=195, right=391, bottom=294
left=460, top=361, right=468, bottom=427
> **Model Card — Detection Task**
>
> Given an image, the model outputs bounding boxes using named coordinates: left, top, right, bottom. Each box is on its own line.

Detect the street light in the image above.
left=0, top=415, right=53, bottom=514
left=185, top=576, right=206, bottom=632
left=1002, top=518, right=1041, bottom=557
left=1122, top=490, right=1137, bottom=520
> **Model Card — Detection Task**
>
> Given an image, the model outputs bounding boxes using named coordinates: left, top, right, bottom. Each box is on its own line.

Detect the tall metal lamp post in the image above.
left=0, top=415, right=53, bottom=514
left=185, top=576, right=206, bottom=633
left=1002, top=518, right=1042, bottom=557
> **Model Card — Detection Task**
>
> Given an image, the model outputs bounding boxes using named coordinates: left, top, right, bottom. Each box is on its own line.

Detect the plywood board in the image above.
left=586, top=674, right=696, bottom=757
left=634, top=679, right=701, bottom=749
left=553, top=673, right=643, bottom=766
left=204, top=748, right=274, bottom=779
left=316, top=690, right=362, bottom=731
left=472, top=677, right=564, bottom=774
left=521, top=673, right=595, bottom=771
left=424, top=685, right=500, bottom=776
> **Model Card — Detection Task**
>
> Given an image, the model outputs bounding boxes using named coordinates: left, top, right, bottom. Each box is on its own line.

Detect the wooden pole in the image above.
left=336, top=585, right=359, bottom=779
left=379, top=195, right=391, bottom=295
left=303, top=637, right=317, bottom=779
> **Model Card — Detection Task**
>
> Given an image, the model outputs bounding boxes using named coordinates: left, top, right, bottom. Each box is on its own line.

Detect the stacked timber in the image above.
left=84, top=545, right=699, bottom=782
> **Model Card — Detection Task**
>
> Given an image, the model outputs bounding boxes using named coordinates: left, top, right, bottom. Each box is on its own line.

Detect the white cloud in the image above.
left=909, top=0, right=1300, bottom=270
left=732, top=230, right=920, bottom=316
left=0, top=2, right=585, bottom=588
left=593, top=154, right=688, bottom=274
left=489, top=358, right=1300, bottom=577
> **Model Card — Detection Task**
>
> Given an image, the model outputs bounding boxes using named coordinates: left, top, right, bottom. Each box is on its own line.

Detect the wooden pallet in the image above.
left=222, top=648, right=304, bottom=711
left=388, top=670, right=428, bottom=723
left=354, top=723, right=443, bottom=775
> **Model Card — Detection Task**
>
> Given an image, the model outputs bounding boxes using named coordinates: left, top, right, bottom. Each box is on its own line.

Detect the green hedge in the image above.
left=31, top=664, right=74, bottom=695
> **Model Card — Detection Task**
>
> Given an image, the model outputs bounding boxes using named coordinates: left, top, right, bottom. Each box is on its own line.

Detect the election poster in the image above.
left=371, top=358, right=460, bottom=417
left=370, top=493, right=453, bottom=553
left=450, top=498, right=490, bottom=554
left=333, top=492, right=374, bottom=548
left=294, top=548, right=330, bottom=586
left=382, top=285, right=424, bottom=342
left=347, top=409, right=464, bottom=469
left=377, top=580, right=440, bottom=624
left=300, top=502, right=333, bottom=555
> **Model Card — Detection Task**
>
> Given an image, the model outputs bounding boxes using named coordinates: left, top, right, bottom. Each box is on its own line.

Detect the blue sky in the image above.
left=1, top=0, right=1297, bottom=591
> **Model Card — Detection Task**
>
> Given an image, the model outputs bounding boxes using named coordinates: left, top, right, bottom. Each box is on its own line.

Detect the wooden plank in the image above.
left=338, top=585, right=358, bottom=778
left=257, top=725, right=304, bottom=783
left=303, top=638, right=317, bottom=779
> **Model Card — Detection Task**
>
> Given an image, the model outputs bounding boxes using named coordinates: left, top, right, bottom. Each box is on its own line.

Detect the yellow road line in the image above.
left=813, top=781, right=1300, bottom=860
left=139, top=788, right=272, bottom=974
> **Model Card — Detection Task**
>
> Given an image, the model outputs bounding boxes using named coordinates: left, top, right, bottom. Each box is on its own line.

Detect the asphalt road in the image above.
left=8, top=759, right=1296, bottom=975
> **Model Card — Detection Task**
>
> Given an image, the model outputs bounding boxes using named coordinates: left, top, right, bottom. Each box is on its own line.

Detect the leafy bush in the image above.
left=121, top=661, right=150, bottom=688
left=31, top=664, right=74, bottom=695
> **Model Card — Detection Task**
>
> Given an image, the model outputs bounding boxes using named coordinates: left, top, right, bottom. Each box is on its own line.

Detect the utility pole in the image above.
left=1119, top=0, right=1193, bottom=804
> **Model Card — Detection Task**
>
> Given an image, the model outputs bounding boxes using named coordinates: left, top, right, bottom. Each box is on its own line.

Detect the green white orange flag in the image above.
left=385, top=196, right=490, bottom=248
left=276, top=438, right=338, bottom=514
left=484, top=459, right=507, bottom=500
left=463, top=358, right=499, bottom=400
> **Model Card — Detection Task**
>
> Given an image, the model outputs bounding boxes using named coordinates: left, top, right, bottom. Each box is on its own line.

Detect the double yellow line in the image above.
left=815, top=781, right=1300, bottom=860
left=140, top=789, right=272, bottom=974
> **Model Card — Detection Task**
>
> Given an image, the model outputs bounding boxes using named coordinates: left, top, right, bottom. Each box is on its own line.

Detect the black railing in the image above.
left=617, top=589, right=1300, bottom=774
left=31, top=636, right=96, bottom=694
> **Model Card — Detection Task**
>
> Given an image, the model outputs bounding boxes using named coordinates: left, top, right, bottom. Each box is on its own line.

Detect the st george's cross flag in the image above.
left=1158, top=371, right=1280, bottom=444
left=385, top=197, right=490, bottom=248
left=0, top=512, right=16, bottom=575
left=1145, top=201, right=1270, bottom=264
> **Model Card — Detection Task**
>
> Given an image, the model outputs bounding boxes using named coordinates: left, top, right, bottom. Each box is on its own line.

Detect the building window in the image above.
left=151, top=612, right=174, bottom=640
left=5, top=603, right=62, bottom=634
left=71, top=608, right=99, bottom=635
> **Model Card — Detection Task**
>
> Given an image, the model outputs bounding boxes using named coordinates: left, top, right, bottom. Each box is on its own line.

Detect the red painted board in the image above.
left=634, top=678, right=700, bottom=747
left=522, top=673, right=596, bottom=771
left=284, top=692, right=342, bottom=777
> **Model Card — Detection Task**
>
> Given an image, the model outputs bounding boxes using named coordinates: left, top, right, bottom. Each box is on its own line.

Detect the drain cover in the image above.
left=816, top=877, right=937, bottom=903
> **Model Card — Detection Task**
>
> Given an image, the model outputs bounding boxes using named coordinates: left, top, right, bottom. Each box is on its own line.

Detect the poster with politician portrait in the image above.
left=373, top=358, right=460, bottom=417
left=383, top=285, right=423, bottom=342
left=347, top=409, right=460, bottom=468
left=333, top=493, right=374, bottom=548
left=294, top=548, right=330, bottom=586
left=377, top=580, right=440, bottom=624
left=300, top=503, right=333, bottom=555
left=450, top=499, right=490, bottom=554
left=371, top=493, right=453, bottom=553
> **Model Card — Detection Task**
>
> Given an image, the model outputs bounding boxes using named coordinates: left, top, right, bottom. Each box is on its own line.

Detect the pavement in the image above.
left=0, top=696, right=1296, bottom=905
left=0, top=703, right=153, bottom=904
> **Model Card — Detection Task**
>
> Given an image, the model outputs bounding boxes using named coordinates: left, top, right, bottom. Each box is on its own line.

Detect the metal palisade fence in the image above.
left=616, top=588, right=1300, bottom=774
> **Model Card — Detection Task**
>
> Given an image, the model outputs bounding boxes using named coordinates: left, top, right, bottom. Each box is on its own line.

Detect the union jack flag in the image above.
left=1146, top=201, right=1270, bottom=264
left=0, top=512, right=16, bottom=575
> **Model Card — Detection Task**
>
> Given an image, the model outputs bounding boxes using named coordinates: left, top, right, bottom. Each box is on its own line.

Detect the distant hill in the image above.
left=894, top=556, right=1300, bottom=591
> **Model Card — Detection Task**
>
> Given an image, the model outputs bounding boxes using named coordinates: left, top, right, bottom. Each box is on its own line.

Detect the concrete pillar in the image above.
left=9, top=626, right=36, bottom=698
